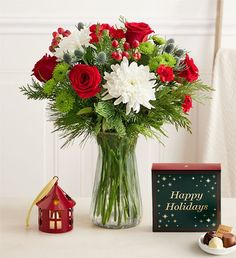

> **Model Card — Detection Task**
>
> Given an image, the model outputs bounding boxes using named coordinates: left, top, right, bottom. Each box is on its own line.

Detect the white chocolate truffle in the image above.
left=208, top=237, right=223, bottom=249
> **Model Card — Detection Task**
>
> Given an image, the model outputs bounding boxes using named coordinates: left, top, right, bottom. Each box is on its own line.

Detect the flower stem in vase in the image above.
left=90, top=133, right=142, bottom=229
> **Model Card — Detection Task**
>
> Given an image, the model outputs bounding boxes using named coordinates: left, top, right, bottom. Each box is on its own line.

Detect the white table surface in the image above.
left=0, top=198, right=236, bottom=258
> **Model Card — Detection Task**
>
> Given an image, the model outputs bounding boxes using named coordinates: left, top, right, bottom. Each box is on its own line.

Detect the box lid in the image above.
left=152, top=163, right=221, bottom=171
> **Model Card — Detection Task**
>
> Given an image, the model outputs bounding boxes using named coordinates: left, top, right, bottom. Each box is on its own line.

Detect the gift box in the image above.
left=152, top=163, right=221, bottom=232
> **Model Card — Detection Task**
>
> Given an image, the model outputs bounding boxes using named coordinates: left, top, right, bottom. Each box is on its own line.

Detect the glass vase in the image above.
left=90, top=133, right=142, bottom=229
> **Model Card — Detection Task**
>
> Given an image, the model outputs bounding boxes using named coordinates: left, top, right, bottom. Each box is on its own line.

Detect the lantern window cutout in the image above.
left=36, top=181, right=76, bottom=233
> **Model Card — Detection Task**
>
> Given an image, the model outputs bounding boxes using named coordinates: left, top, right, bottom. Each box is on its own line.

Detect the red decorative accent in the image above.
left=57, top=27, right=65, bottom=34
left=62, top=30, right=71, bottom=37
left=123, top=42, right=130, bottom=51
left=111, top=51, right=122, bottom=61
left=152, top=163, right=221, bottom=171
left=132, top=40, right=140, bottom=48
left=132, top=52, right=141, bottom=61
left=111, top=40, right=119, bottom=48
left=36, top=182, right=76, bottom=233
left=122, top=51, right=130, bottom=59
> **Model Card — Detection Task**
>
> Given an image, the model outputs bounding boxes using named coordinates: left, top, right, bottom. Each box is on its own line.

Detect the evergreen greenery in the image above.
left=20, top=21, right=212, bottom=147
left=21, top=77, right=211, bottom=146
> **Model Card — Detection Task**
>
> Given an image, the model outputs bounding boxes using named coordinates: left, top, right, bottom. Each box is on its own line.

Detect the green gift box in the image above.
left=152, top=163, right=221, bottom=232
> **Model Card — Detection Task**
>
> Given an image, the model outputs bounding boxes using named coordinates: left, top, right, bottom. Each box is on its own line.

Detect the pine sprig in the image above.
left=49, top=107, right=94, bottom=147
left=20, top=19, right=213, bottom=147
left=20, top=79, right=48, bottom=100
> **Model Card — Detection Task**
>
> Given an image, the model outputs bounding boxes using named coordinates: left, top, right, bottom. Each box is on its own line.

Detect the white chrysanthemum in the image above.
left=54, top=27, right=91, bottom=59
left=102, top=57, right=156, bottom=114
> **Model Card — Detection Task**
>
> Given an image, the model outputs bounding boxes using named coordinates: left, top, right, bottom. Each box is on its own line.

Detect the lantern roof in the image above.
left=36, top=182, right=76, bottom=210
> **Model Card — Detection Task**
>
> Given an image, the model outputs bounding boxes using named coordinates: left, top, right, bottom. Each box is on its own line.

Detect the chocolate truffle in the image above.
left=209, top=237, right=223, bottom=249
left=222, top=233, right=236, bottom=248
left=203, top=231, right=216, bottom=245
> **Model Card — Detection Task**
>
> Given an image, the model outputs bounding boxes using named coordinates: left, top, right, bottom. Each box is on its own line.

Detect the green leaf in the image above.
left=114, top=119, right=126, bottom=137
left=95, top=101, right=115, bottom=118
left=94, top=101, right=126, bottom=137
left=77, top=107, right=93, bottom=115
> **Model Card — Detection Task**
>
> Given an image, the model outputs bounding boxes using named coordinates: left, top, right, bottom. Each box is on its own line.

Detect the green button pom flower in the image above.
left=43, top=79, right=56, bottom=96
left=53, top=63, right=70, bottom=82
left=149, top=53, right=176, bottom=71
left=55, top=90, right=75, bottom=113
left=139, top=42, right=155, bottom=55
left=162, top=53, right=176, bottom=67
left=152, top=36, right=166, bottom=45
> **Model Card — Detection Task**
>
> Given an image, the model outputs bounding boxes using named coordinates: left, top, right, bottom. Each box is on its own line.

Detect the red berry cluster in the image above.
left=49, top=28, right=71, bottom=52
left=111, top=39, right=142, bottom=62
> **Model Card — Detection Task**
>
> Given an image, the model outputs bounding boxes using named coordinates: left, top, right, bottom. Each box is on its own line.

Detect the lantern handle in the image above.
left=25, top=177, right=58, bottom=228
left=53, top=176, right=59, bottom=182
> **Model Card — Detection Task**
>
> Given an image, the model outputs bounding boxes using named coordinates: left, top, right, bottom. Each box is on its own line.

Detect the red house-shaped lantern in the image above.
left=36, top=181, right=76, bottom=233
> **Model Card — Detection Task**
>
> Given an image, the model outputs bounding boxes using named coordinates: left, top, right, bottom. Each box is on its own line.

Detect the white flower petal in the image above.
left=114, top=97, right=123, bottom=105
left=102, top=94, right=114, bottom=101
left=101, top=90, right=108, bottom=96
left=126, top=103, right=132, bottom=115
left=103, top=57, right=157, bottom=114
left=54, top=27, right=91, bottom=60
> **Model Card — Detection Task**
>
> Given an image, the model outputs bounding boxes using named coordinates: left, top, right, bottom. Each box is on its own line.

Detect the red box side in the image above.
left=152, top=163, right=221, bottom=171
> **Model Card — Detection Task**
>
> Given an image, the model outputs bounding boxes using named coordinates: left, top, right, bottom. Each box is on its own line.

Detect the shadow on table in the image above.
left=76, top=212, right=153, bottom=232
left=188, top=242, right=211, bottom=257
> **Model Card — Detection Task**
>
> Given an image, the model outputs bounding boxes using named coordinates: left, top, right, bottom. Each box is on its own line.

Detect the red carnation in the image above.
left=89, top=23, right=111, bottom=43
left=109, top=27, right=125, bottom=39
left=178, top=54, right=199, bottom=82
left=156, top=65, right=175, bottom=82
left=32, top=54, right=58, bottom=82
left=89, top=23, right=111, bottom=33
left=69, top=64, right=101, bottom=99
left=182, top=95, right=193, bottom=113
left=125, top=22, right=154, bottom=45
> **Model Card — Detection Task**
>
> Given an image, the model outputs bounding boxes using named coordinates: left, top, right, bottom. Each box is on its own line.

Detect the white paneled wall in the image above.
left=0, top=0, right=235, bottom=200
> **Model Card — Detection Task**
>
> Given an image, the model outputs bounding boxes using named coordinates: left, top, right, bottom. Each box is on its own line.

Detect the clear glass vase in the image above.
left=90, top=133, right=142, bottom=229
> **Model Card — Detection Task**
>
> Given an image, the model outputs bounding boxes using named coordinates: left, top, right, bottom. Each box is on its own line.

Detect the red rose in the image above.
left=89, top=23, right=111, bottom=43
left=125, top=22, right=154, bottom=45
left=32, top=54, right=58, bottom=82
left=156, top=65, right=175, bottom=82
left=182, top=95, right=193, bottom=113
left=178, top=54, right=199, bottom=82
left=69, top=64, right=101, bottom=99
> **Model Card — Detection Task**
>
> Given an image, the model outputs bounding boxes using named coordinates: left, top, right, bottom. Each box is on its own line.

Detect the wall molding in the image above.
left=0, top=16, right=235, bottom=36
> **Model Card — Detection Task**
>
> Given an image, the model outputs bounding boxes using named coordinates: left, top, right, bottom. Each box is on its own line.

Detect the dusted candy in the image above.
left=209, top=237, right=223, bottom=249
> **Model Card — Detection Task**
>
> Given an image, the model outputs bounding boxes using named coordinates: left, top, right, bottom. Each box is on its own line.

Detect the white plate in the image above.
left=198, top=234, right=236, bottom=256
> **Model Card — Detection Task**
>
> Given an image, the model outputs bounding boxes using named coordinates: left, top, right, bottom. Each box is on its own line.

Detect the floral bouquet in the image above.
left=21, top=17, right=211, bottom=229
